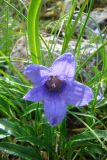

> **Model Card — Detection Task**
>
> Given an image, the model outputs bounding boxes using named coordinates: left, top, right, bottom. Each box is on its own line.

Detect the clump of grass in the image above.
left=0, top=0, right=107, bottom=159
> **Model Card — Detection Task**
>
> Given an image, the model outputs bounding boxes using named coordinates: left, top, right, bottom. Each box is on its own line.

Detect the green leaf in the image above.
left=0, top=50, right=30, bottom=85
left=23, top=103, right=42, bottom=116
left=17, top=136, right=51, bottom=151
left=67, top=129, right=107, bottom=147
left=0, top=129, right=10, bottom=139
left=28, top=0, right=42, bottom=64
left=77, top=41, right=107, bottom=73
left=83, top=142, right=103, bottom=159
left=0, top=142, right=42, bottom=160
left=0, top=119, right=27, bottom=138
left=61, top=0, right=88, bottom=54
left=0, top=94, right=19, bottom=113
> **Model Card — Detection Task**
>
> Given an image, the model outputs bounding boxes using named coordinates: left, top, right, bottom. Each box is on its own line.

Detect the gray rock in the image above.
left=10, top=36, right=30, bottom=72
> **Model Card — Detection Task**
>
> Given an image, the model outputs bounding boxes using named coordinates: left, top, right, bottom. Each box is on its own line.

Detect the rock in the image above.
left=23, top=0, right=29, bottom=6
left=90, top=8, right=107, bottom=31
left=65, top=7, right=107, bottom=39
left=11, top=34, right=103, bottom=66
left=10, top=36, right=30, bottom=72
left=41, top=0, right=63, bottom=20
left=63, top=0, right=107, bottom=38
left=93, top=0, right=107, bottom=8
left=64, top=0, right=107, bottom=11
left=83, top=7, right=107, bottom=38
left=64, top=0, right=85, bottom=13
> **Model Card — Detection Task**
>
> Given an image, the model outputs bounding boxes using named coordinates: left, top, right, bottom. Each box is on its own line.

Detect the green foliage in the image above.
left=0, top=0, right=107, bottom=159
left=0, top=143, right=42, bottom=160
left=28, top=0, right=42, bottom=64
left=61, top=0, right=88, bottom=54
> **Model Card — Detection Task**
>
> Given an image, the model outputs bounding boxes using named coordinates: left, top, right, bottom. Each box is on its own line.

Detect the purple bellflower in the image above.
left=23, top=53, right=93, bottom=126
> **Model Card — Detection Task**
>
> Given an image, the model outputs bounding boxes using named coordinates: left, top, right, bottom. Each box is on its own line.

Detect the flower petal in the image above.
left=23, top=86, right=45, bottom=102
left=44, top=94, right=67, bottom=126
left=24, top=64, right=50, bottom=85
left=65, top=81, right=93, bottom=106
left=51, top=53, right=76, bottom=81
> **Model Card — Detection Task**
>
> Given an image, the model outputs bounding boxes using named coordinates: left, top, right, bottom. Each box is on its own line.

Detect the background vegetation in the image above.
left=0, top=0, right=107, bottom=159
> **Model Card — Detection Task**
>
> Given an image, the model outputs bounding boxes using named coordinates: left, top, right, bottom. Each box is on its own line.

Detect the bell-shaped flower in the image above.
left=23, top=53, right=93, bottom=126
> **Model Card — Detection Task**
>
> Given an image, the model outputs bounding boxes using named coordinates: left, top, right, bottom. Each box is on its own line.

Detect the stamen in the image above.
left=46, top=76, right=63, bottom=92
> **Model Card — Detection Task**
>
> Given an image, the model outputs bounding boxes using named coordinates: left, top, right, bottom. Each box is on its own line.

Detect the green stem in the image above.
left=28, top=0, right=42, bottom=64
left=61, top=0, right=88, bottom=54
